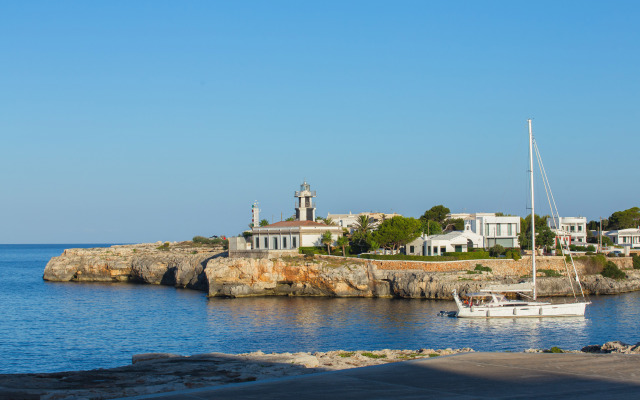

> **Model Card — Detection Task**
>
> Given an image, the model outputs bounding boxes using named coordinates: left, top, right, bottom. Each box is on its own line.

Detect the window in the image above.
left=283, top=237, right=287, bottom=249
left=508, top=224, right=513, bottom=236
left=255, top=238, right=259, bottom=249
left=570, top=226, right=575, bottom=232
left=293, top=237, right=297, bottom=248
left=433, top=246, right=438, bottom=255
left=441, top=246, right=446, bottom=255
left=454, top=245, right=462, bottom=252
left=578, top=225, right=583, bottom=232
left=485, top=225, right=490, bottom=236
left=264, top=237, right=268, bottom=249
left=410, top=246, right=415, bottom=253
left=497, top=224, right=502, bottom=236
left=273, top=237, right=278, bottom=249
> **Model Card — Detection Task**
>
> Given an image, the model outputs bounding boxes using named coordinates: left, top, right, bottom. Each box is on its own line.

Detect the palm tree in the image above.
left=324, top=217, right=336, bottom=226
left=354, top=214, right=372, bottom=233
left=337, top=236, right=349, bottom=257
left=321, top=231, right=333, bottom=255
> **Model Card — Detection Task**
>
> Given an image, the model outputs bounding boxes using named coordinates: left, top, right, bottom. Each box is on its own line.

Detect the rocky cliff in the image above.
left=205, top=256, right=640, bottom=299
left=43, top=243, right=225, bottom=291
left=44, top=245, right=640, bottom=299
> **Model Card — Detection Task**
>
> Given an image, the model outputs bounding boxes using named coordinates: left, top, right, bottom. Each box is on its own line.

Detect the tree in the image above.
left=442, top=218, right=464, bottom=231
left=420, top=205, right=450, bottom=225
left=373, top=216, right=422, bottom=251
left=421, top=219, right=442, bottom=236
left=324, top=217, right=336, bottom=226
left=321, top=231, right=333, bottom=255
left=608, top=207, right=640, bottom=230
left=337, top=236, right=349, bottom=257
left=350, top=231, right=372, bottom=254
left=285, top=216, right=295, bottom=222
left=353, top=214, right=373, bottom=234
left=518, top=214, right=556, bottom=250
left=259, top=219, right=269, bottom=227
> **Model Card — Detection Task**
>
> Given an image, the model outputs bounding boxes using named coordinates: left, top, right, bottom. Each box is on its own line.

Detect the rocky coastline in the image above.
left=43, top=243, right=640, bottom=299
left=2, top=341, right=638, bottom=400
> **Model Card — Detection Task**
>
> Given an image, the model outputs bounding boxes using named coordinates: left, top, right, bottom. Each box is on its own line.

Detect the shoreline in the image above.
left=43, top=243, right=640, bottom=299
left=1, top=342, right=638, bottom=400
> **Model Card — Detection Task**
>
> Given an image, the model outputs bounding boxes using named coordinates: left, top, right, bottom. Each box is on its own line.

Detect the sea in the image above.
left=1, top=244, right=639, bottom=374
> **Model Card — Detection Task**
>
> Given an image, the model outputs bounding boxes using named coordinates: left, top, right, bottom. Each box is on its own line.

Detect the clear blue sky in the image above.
left=1, top=1, right=638, bottom=243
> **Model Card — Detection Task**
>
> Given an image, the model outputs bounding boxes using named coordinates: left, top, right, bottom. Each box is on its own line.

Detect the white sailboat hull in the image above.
left=455, top=301, right=588, bottom=318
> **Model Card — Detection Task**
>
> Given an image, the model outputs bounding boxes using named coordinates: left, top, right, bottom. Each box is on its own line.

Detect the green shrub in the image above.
left=601, top=261, right=626, bottom=280
left=586, top=245, right=596, bottom=252
left=428, top=353, right=440, bottom=357
left=157, top=242, right=170, bottom=251
left=585, top=251, right=594, bottom=255
left=548, top=346, right=564, bottom=353
left=538, top=269, right=561, bottom=277
left=361, top=352, right=386, bottom=359
left=633, top=255, right=640, bottom=270
left=489, top=244, right=505, bottom=257
left=474, top=264, right=492, bottom=272
left=193, top=236, right=227, bottom=248
left=338, top=352, right=355, bottom=358
left=505, top=248, right=521, bottom=260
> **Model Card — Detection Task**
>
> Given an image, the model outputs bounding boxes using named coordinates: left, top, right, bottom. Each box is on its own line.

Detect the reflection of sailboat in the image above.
left=452, top=120, right=590, bottom=318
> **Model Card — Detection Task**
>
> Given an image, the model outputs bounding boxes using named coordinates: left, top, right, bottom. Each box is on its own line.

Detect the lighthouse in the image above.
left=294, top=181, right=316, bottom=221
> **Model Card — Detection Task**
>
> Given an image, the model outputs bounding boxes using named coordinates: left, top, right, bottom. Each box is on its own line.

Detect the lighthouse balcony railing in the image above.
left=295, top=191, right=316, bottom=197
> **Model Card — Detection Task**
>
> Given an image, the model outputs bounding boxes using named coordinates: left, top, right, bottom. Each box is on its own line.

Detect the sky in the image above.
left=1, top=1, right=638, bottom=243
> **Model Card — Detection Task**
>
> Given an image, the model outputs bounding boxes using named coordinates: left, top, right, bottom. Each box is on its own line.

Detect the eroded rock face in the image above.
left=44, top=246, right=640, bottom=299
left=43, top=243, right=224, bottom=291
left=205, top=257, right=640, bottom=299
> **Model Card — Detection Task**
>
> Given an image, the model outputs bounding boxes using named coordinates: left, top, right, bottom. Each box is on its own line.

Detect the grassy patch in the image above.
left=428, top=353, right=440, bottom=357
left=538, top=269, right=562, bottom=277
left=157, top=242, right=170, bottom=251
left=338, top=352, right=355, bottom=358
left=466, top=270, right=481, bottom=274
left=474, top=264, right=492, bottom=272
left=361, top=352, right=387, bottom=359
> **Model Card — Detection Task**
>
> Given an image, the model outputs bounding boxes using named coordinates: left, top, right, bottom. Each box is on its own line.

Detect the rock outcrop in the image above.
left=43, top=243, right=224, bottom=291
left=44, top=245, right=640, bottom=299
left=205, top=256, right=640, bottom=299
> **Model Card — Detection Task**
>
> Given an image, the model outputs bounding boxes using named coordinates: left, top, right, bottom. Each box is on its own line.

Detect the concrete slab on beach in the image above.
left=125, top=352, right=640, bottom=399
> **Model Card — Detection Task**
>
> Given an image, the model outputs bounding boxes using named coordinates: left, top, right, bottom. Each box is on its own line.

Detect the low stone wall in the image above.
left=315, top=255, right=633, bottom=276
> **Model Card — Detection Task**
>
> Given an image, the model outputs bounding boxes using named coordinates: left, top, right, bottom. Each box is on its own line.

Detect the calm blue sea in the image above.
left=0, top=244, right=638, bottom=374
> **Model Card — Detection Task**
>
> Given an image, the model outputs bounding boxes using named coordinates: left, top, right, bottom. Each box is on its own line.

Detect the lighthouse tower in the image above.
left=295, top=181, right=316, bottom=221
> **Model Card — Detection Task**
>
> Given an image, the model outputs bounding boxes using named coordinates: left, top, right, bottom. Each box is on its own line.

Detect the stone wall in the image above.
left=316, top=255, right=633, bottom=276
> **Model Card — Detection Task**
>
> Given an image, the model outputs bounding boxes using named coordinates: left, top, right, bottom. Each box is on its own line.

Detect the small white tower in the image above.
left=295, top=181, right=316, bottom=221
left=251, top=201, right=260, bottom=228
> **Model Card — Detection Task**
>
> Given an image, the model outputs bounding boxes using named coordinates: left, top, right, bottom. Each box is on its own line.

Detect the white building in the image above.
left=448, top=212, right=520, bottom=248
left=404, top=230, right=484, bottom=256
left=548, top=217, right=587, bottom=245
left=425, top=231, right=484, bottom=256
left=229, top=181, right=342, bottom=258
left=605, top=228, right=640, bottom=249
left=327, top=211, right=401, bottom=233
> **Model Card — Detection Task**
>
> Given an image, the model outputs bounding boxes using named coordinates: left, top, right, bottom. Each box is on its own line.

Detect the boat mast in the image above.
left=528, top=119, right=537, bottom=300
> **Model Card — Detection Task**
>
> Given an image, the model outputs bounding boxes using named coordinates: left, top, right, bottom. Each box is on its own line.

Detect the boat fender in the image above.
left=513, top=308, right=517, bottom=316
left=539, top=307, right=543, bottom=316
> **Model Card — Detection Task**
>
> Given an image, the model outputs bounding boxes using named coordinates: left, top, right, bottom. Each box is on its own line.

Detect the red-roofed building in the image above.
left=229, top=182, right=343, bottom=258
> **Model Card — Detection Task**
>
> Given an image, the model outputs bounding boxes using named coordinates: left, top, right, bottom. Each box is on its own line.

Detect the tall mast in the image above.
left=528, top=119, right=537, bottom=300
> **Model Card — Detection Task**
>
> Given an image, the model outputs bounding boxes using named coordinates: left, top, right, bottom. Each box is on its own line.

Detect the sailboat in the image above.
left=451, top=120, right=590, bottom=318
